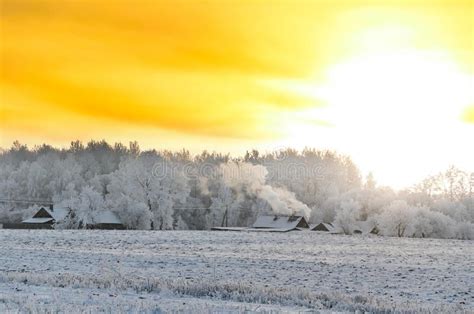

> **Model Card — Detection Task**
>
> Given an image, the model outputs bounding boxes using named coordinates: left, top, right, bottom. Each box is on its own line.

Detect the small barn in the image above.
left=353, top=221, right=379, bottom=235
left=22, top=207, right=125, bottom=230
left=22, top=206, right=70, bottom=229
left=310, top=222, right=334, bottom=232
left=87, top=211, right=125, bottom=230
left=211, top=226, right=297, bottom=233
left=252, top=214, right=309, bottom=231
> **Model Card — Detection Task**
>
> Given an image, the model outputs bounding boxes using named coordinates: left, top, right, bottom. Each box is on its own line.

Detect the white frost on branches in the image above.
left=0, top=141, right=472, bottom=239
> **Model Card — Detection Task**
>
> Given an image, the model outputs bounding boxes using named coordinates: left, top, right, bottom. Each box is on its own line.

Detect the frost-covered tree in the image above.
left=107, top=155, right=189, bottom=230
left=376, top=200, right=416, bottom=237
left=0, top=140, right=472, bottom=239
left=455, top=222, right=474, bottom=240
left=108, top=195, right=151, bottom=230
left=333, top=199, right=361, bottom=234
left=57, top=186, right=105, bottom=228
left=410, top=207, right=456, bottom=239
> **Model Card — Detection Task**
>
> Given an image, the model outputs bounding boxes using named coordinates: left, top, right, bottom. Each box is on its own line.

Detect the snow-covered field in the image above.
left=0, top=230, right=472, bottom=313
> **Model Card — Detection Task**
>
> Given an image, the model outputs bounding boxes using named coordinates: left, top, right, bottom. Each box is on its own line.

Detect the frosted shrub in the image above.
left=376, top=200, right=416, bottom=237
left=410, top=207, right=456, bottom=239
left=455, top=221, right=474, bottom=240
left=333, top=199, right=361, bottom=234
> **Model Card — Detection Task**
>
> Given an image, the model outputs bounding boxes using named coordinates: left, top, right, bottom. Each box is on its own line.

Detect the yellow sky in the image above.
left=1, top=0, right=473, bottom=188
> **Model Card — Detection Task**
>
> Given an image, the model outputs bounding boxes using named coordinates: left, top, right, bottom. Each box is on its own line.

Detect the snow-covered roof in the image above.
left=211, top=227, right=248, bottom=232
left=91, top=210, right=122, bottom=225
left=252, top=215, right=308, bottom=229
left=212, top=227, right=299, bottom=233
left=45, top=207, right=70, bottom=221
left=309, top=222, right=334, bottom=232
left=23, top=206, right=70, bottom=224
left=250, top=227, right=299, bottom=233
left=22, top=217, right=54, bottom=224
left=353, top=221, right=377, bottom=234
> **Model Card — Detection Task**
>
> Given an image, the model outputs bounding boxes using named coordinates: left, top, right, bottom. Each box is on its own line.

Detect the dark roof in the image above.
left=24, top=207, right=69, bottom=224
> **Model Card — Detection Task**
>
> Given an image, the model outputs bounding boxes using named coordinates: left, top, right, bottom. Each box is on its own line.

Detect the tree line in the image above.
left=0, top=140, right=472, bottom=239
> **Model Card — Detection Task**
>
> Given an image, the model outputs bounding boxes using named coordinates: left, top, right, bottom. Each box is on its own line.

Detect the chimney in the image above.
left=49, top=204, right=54, bottom=211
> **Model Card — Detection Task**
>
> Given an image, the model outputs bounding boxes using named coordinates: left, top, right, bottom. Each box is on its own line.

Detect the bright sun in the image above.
left=316, top=50, right=472, bottom=128
left=279, top=49, right=473, bottom=188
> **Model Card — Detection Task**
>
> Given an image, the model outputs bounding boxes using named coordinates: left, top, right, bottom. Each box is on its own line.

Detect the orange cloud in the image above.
left=1, top=0, right=333, bottom=142
left=1, top=0, right=473, bottom=149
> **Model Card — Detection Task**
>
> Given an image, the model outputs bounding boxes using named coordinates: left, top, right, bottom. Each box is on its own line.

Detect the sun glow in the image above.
left=316, top=51, right=473, bottom=127
left=278, top=49, right=473, bottom=187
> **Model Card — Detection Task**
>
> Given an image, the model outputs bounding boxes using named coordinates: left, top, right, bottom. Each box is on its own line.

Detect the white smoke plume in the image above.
left=219, top=162, right=311, bottom=218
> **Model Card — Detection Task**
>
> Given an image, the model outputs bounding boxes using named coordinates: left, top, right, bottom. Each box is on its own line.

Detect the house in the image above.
left=353, top=221, right=379, bottom=235
left=211, top=214, right=309, bottom=233
left=87, top=211, right=125, bottom=230
left=252, top=214, right=309, bottom=231
left=310, top=222, right=334, bottom=232
left=22, top=206, right=125, bottom=230
left=22, top=206, right=70, bottom=229
left=211, top=226, right=297, bottom=233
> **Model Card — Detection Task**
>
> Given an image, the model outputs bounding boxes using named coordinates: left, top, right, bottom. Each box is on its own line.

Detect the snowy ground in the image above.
left=0, top=230, right=472, bottom=313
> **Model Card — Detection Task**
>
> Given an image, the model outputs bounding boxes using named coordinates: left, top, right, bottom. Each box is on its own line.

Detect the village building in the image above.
left=211, top=214, right=309, bottom=232
left=21, top=206, right=125, bottom=230
left=353, top=221, right=379, bottom=235
left=210, top=226, right=296, bottom=233
left=88, top=211, right=125, bottom=230
left=252, top=214, right=309, bottom=231
left=22, top=206, right=70, bottom=229
left=310, top=222, right=334, bottom=232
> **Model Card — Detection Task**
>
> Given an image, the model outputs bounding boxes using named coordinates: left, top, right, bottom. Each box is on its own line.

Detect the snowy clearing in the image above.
left=0, top=230, right=472, bottom=313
